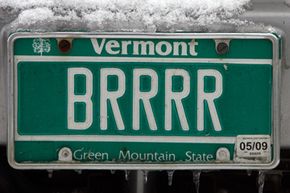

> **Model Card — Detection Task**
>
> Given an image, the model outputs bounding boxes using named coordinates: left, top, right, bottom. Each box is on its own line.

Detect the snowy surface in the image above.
left=0, top=0, right=267, bottom=32
left=285, top=0, right=290, bottom=7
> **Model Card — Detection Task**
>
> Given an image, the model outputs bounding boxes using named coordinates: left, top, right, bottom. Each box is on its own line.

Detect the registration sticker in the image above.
left=235, top=135, right=271, bottom=162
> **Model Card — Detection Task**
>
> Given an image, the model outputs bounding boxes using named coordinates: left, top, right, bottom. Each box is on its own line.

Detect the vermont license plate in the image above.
left=8, top=33, right=280, bottom=170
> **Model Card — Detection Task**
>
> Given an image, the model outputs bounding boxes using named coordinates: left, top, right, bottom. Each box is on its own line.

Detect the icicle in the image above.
left=258, top=171, right=266, bottom=193
left=167, top=170, right=175, bottom=186
left=75, top=170, right=82, bottom=175
left=247, top=170, right=252, bottom=176
left=192, top=171, right=201, bottom=193
left=47, top=170, right=53, bottom=178
left=125, top=170, right=130, bottom=181
left=143, top=171, right=149, bottom=184
left=110, top=170, right=116, bottom=175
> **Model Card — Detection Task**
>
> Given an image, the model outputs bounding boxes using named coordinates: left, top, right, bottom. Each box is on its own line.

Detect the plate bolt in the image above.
left=216, top=147, right=230, bottom=161
left=58, top=147, right=73, bottom=161
left=58, top=39, right=71, bottom=52
left=216, top=40, right=230, bottom=55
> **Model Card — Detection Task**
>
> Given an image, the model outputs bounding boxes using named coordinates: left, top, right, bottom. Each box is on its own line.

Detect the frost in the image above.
left=0, top=0, right=259, bottom=32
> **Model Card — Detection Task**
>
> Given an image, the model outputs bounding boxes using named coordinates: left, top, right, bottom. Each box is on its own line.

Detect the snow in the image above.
left=285, top=0, right=290, bottom=7
left=17, top=8, right=54, bottom=24
left=0, top=0, right=275, bottom=33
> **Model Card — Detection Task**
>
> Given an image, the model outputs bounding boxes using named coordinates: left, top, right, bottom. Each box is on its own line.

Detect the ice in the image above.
left=110, top=170, right=116, bottom=175
left=247, top=170, right=252, bottom=176
left=124, top=170, right=130, bottom=181
left=167, top=170, right=175, bottom=186
left=143, top=170, right=149, bottom=184
left=47, top=170, right=53, bottom=178
left=0, top=0, right=261, bottom=33
left=258, top=171, right=266, bottom=193
left=192, top=171, right=201, bottom=193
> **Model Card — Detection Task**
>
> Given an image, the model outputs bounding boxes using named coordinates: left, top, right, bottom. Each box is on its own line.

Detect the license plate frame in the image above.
left=7, top=32, right=280, bottom=170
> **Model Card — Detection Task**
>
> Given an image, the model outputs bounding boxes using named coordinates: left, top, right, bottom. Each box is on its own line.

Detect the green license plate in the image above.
left=8, top=33, right=280, bottom=170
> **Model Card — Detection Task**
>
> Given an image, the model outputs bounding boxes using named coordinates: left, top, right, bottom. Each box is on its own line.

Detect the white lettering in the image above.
left=133, top=41, right=155, bottom=56
left=121, top=41, right=132, bottom=55
left=197, top=69, right=223, bottom=131
left=173, top=42, right=187, bottom=56
left=185, top=151, right=214, bottom=161
left=188, top=40, right=198, bottom=56
left=133, top=69, right=158, bottom=130
left=91, top=38, right=106, bottom=54
left=91, top=39, right=199, bottom=57
left=100, top=68, right=125, bottom=130
left=73, top=148, right=109, bottom=161
left=67, top=68, right=93, bottom=130
left=106, top=40, right=120, bottom=55
left=165, top=69, right=190, bottom=131
left=156, top=41, right=172, bottom=56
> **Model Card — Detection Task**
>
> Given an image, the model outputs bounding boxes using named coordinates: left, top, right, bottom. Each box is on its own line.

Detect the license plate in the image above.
left=8, top=33, right=280, bottom=170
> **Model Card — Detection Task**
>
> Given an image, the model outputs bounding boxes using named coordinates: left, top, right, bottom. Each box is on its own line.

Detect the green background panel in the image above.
left=17, top=62, right=272, bottom=137
left=14, top=38, right=273, bottom=59
left=15, top=141, right=234, bottom=163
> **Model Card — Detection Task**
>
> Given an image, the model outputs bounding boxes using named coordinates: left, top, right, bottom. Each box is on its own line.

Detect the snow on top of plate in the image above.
left=0, top=0, right=272, bottom=33
left=0, top=0, right=251, bottom=11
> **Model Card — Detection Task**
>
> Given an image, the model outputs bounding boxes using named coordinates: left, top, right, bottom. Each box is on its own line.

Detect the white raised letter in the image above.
left=197, top=69, right=223, bottom=131
left=106, top=40, right=120, bottom=55
left=91, top=38, right=106, bottom=54
left=67, top=67, right=93, bottom=130
left=188, top=40, right=198, bottom=56
left=156, top=41, right=172, bottom=56
left=165, top=69, right=190, bottom=131
left=133, top=69, right=158, bottom=130
left=100, top=68, right=125, bottom=130
left=121, top=41, right=132, bottom=55
left=173, top=42, right=187, bottom=56
left=133, top=41, right=155, bottom=56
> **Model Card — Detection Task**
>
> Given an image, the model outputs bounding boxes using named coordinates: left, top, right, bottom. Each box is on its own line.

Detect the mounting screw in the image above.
left=215, top=40, right=230, bottom=55
left=58, top=39, right=72, bottom=52
left=58, top=147, right=73, bottom=161
left=216, top=147, right=230, bottom=161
